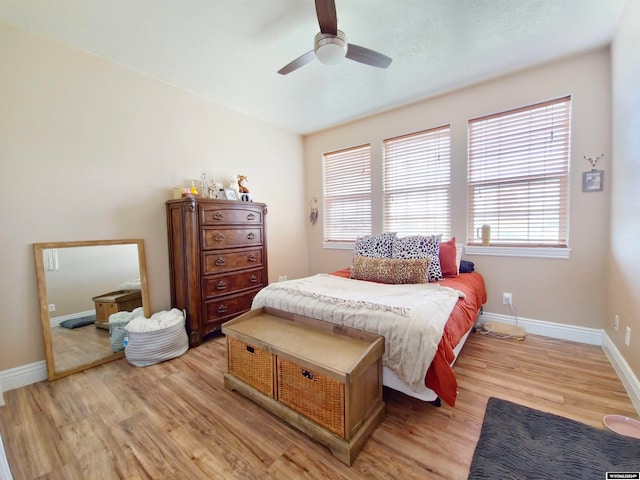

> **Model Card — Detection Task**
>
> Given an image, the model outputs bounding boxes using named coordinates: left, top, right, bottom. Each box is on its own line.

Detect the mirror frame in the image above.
left=34, top=239, right=151, bottom=380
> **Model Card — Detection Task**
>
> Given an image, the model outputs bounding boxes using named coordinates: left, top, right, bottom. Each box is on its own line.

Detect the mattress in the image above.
left=255, top=269, right=486, bottom=406
left=333, top=268, right=486, bottom=405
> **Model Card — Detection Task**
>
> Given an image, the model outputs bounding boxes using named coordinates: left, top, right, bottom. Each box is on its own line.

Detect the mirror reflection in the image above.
left=34, top=239, right=150, bottom=380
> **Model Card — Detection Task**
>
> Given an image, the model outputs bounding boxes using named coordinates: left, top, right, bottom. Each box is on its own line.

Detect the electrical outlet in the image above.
left=278, top=275, right=287, bottom=282
left=625, top=327, right=631, bottom=346
left=48, top=304, right=56, bottom=312
left=614, top=315, right=619, bottom=332
left=502, top=292, right=512, bottom=305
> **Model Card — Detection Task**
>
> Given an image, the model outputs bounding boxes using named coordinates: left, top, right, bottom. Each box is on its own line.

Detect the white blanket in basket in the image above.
left=252, top=274, right=463, bottom=393
left=125, top=308, right=184, bottom=332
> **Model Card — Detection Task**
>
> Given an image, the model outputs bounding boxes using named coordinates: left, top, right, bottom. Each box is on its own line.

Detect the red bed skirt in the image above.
left=331, top=268, right=487, bottom=406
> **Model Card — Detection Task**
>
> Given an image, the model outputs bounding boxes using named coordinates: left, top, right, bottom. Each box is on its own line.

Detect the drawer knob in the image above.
left=213, top=212, right=224, bottom=220
left=246, top=213, right=256, bottom=221
left=302, top=369, right=314, bottom=380
left=248, top=254, right=257, bottom=262
left=214, top=233, right=225, bottom=242
left=247, top=233, right=256, bottom=240
left=216, top=281, right=227, bottom=290
left=217, top=304, right=228, bottom=314
left=246, top=345, right=255, bottom=354
left=249, top=275, right=258, bottom=283
left=215, top=257, right=226, bottom=266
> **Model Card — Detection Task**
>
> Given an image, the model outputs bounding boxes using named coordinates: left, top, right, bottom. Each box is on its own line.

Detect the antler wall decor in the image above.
left=584, top=154, right=604, bottom=170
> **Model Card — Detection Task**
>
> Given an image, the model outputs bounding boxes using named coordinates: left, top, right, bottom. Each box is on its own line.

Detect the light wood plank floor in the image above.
left=0, top=331, right=636, bottom=479
left=51, top=324, right=115, bottom=372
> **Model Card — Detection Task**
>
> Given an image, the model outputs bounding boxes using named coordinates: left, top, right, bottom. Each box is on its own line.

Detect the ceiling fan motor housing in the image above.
left=314, top=30, right=347, bottom=65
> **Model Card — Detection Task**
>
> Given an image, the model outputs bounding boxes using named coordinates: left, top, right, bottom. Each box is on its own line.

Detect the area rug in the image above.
left=468, top=397, right=640, bottom=479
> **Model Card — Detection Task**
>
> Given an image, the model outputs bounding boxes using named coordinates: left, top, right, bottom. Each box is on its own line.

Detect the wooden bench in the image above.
left=222, top=306, right=385, bottom=465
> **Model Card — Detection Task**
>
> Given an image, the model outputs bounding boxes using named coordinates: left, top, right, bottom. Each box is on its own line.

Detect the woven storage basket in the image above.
left=109, top=321, right=129, bottom=352
left=124, top=321, right=188, bottom=367
left=277, top=357, right=345, bottom=437
left=227, top=337, right=274, bottom=397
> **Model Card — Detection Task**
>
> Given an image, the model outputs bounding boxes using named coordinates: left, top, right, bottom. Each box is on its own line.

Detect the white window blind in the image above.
left=467, top=96, right=571, bottom=247
left=323, top=144, right=372, bottom=243
left=383, top=126, right=451, bottom=238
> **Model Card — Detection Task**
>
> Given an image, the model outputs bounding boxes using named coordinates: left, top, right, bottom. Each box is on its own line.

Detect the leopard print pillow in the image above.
left=391, top=234, right=443, bottom=282
left=350, top=255, right=431, bottom=284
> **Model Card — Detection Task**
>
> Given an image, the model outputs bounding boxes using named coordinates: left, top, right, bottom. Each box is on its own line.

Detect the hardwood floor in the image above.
left=0, top=331, right=636, bottom=479
left=50, top=324, right=114, bottom=372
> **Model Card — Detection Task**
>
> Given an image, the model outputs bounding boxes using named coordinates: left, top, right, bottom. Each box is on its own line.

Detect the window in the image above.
left=323, top=144, right=372, bottom=245
left=467, top=96, right=571, bottom=248
left=383, top=126, right=451, bottom=238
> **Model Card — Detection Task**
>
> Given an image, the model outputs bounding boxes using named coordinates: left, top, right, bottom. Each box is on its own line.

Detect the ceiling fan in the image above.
left=277, top=0, right=393, bottom=75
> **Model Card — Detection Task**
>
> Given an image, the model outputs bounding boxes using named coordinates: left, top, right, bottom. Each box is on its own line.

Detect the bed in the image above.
left=252, top=267, right=486, bottom=407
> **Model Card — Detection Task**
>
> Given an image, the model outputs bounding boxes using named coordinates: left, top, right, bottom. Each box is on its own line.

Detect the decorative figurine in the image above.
left=238, top=175, right=252, bottom=202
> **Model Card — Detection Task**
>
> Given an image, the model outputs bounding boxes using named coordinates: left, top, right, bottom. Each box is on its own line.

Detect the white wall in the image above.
left=608, top=0, right=640, bottom=379
left=0, top=24, right=309, bottom=371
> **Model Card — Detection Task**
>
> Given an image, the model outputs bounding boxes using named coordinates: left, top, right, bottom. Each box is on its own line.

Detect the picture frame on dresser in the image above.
left=223, top=188, right=238, bottom=200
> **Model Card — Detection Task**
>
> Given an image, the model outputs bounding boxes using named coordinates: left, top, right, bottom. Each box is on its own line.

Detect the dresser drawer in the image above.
left=202, top=268, right=264, bottom=298
left=203, top=288, right=262, bottom=325
left=199, top=205, right=264, bottom=225
left=202, top=248, right=263, bottom=275
left=201, top=227, right=263, bottom=250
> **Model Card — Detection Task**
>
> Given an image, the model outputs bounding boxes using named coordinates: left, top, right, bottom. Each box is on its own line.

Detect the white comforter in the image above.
left=252, top=274, right=463, bottom=393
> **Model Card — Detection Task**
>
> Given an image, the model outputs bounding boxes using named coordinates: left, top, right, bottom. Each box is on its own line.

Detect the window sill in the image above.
left=464, top=245, right=571, bottom=259
left=322, top=241, right=354, bottom=250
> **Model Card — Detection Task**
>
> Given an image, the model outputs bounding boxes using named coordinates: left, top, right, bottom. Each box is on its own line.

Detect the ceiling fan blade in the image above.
left=315, top=0, right=337, bottom=35
left=346, top=44, right=392, bottom=69
left=277, top=50, right=316, bottom=75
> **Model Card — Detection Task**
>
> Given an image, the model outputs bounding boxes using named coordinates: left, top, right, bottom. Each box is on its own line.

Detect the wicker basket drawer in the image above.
left=228, top=337, right=274, bottom=398
left=277, top=357, right=345, bottom=437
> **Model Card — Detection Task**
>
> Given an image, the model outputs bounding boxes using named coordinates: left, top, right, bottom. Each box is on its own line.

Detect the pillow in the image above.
left=439, top=237, right=458, bottom=278
left=456, top=243, right=463, bottom=274
left=350, top=255, right=430, bottom=284
left=459, top=260, right=475, bottom=273
left=353, top=232, right=397, bottom=258
left=392, top=234, right=442, bottom=282
left=59, top=316, right=95, bottom=329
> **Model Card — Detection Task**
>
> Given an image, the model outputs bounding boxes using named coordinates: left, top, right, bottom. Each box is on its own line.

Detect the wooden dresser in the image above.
left=166, top=197, right=268, bottom=347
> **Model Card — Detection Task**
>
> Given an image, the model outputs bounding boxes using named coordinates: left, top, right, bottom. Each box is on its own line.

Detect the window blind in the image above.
left=323, top=144, right=372, bottom=243
left=383, top=126, right=451, bottom=238
left=467, top=96, right=571, bottom=247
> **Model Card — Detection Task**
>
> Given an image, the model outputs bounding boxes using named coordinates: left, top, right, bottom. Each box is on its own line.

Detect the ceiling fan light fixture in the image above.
left=314, top=30, right=347, bottom=65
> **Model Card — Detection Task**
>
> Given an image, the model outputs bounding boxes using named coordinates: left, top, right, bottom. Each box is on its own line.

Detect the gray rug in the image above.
left=468, top=397, right=640, bottom=479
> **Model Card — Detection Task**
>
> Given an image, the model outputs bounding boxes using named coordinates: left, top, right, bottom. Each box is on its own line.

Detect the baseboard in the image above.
left=478, top=311, right=603, bottom=345
left=0, top=434, right=13, bottom=480
left=602, top=332, right=640, bottom=416
left=480, top=311, right=640, bottom=415
left=0, top=361, right=47, bottom=407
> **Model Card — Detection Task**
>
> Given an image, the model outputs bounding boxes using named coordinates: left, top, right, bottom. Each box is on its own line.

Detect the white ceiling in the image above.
left=0, top=0, right=626, bottom=134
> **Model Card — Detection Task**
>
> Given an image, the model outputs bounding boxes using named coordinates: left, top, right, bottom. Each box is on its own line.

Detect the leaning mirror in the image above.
left=34, top=239, right=150, bottom=380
